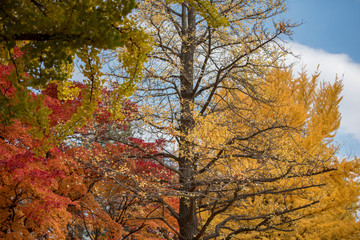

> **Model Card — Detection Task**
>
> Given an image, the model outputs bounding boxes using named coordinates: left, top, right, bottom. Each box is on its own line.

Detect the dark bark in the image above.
left=178, top=3, right=198, bottom=240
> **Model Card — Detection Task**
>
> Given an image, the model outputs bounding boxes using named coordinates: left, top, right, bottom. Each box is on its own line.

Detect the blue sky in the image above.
left=283, top=0, right=360, bottom=157
left=285, top=0, right=360, bottom=62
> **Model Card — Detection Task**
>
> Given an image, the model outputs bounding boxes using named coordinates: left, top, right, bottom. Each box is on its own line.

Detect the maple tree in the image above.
left=0, top=55, right=78, bottom=238
left=61, top=89, right=178, bottom=239
left=0, top=51, right=175, bottom=239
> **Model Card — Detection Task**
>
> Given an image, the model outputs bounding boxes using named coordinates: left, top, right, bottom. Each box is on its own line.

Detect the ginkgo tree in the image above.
left=246, top=157, right=360, bottom=240
left=97, top=0, right=360, bottom=239
left=197, top=67, right=360, bottom=239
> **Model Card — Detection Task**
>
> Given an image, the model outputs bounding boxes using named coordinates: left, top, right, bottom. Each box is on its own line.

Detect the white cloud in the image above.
left=286, top=42, right=360, bottom=143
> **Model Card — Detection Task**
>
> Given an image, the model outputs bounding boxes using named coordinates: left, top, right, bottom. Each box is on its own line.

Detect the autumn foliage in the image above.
left=0, top=50, right=177, bottom=239
left=1, top=1, right=360, bottom=240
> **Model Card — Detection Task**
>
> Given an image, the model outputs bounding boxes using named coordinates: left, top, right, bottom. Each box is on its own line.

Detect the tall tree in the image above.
left=200, top=67, right=359, bottom=239
left=99, top=1, right=353, bottom=239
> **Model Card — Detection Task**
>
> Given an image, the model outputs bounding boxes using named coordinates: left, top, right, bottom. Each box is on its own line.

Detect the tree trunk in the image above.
left=178, top=3, right=197, bottom=240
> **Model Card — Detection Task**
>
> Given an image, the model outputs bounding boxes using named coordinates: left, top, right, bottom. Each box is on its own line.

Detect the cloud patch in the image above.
left=286, top=42, right=360, bottom=147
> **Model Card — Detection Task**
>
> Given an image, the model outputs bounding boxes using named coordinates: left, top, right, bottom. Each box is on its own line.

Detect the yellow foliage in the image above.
left=196, top=67, right=359, bottom=239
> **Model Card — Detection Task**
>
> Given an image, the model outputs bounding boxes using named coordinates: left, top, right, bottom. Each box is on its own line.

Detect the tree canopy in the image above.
left=0, top=0, right=151, bottom=138
left=0, top=0, right=359, bottom=239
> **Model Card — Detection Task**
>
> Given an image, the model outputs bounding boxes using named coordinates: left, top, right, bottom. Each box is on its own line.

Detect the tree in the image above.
left=0, top=0, right=151, bottom=138
left=0, top=59, right=79, bottom=238
left=0, top=0, right=148, bottom=82
left=97, top=1, right=357, bottom=239
left=60, top=89, right=178, bottom=239
left=0, top=63, right=177, bottom=239
left=249, top=158, right=360, bottom=240
left=2, top=1, right=358, bottom=239
left=198, top=67, right=359, bottom=239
